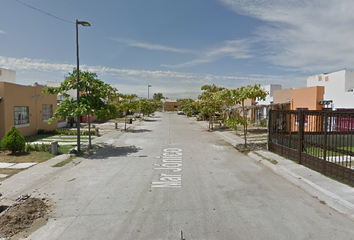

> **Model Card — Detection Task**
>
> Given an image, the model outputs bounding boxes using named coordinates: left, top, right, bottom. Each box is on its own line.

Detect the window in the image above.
left=174, top=105, right=178, bottom=109
left=43, top=104, right=53, bottom=121
left=318, top=76, right=322, bottom=81
left=167, top=105, right=171, bottom=109
left=325, top=76, right=329, bottom=82
left=14, top=106, right=29, bottom=126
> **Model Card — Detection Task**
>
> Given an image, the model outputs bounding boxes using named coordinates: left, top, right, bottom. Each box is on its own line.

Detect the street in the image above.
left=28, top=112, right=354, bottom=240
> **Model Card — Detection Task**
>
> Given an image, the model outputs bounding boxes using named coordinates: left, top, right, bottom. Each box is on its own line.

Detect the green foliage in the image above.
left=138, top=99, right=162, bottom=117
left=153, top=93, right=164, bottom=101
left=198, top=84, right=225, bottom=129
left=42, top=69, right=120, bottom=149
left=1, top=126, right=26, bottom=153
left=25, top=143, right=51, bottom=152
left=37, top=129, right=95, bottom=136
left=115, top=93, right=139, bottom=130
left=177, top=98, right=198, bottom=116
left=42, top=69, right=120, bottom=123
left=225, top=114, right=246, bottom=131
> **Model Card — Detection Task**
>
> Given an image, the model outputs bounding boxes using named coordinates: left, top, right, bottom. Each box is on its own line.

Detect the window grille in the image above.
left=43, top=104, right=53, bottom=121
left=14, top=106, right=29, bottom=125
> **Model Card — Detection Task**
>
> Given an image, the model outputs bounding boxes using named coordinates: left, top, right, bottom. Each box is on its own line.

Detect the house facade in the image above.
left=307, top=70, right=354, bottom=110
left=164, top=100, right=179, bottom=111
left=0, top=82, right=58, bottom=139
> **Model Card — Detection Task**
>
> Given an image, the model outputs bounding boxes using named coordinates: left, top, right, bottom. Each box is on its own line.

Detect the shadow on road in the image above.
left=124, top=129, right=152, bottom=133
left=88, top=144, right=141, bottom=159
left=142, top=119, right=160, bottom=122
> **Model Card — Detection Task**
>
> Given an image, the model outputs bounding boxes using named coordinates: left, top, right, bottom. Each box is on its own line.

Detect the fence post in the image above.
left=298, top=110, right=304, bottom=164
left=268, top=110, right=273, bottom=151
left=323, top=112, right=328, bottom=174
left=51, top=141, right=59, bottom=155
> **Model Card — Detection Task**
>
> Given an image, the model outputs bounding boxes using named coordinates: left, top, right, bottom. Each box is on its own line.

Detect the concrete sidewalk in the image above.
left=193, top=117, right=354, bottom=221
left=0, top=120, right=139, bottom=206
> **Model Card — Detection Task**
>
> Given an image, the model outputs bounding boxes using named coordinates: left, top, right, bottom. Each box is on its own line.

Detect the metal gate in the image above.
left=268, top=109, right=354, bottom=186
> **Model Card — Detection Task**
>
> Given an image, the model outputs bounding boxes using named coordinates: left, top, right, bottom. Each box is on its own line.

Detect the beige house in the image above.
left=0, top=82, right=58, bottom=139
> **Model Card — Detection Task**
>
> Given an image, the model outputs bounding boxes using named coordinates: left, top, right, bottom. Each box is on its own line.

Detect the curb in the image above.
left=193, top=118, right=354, bottom=221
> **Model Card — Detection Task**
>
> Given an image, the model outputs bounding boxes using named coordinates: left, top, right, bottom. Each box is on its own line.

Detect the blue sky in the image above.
left=1, top=0, right=354, bottom=99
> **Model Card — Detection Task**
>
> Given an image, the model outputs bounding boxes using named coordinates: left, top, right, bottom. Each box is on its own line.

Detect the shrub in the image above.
left=38, top=129, right=95, bottom=136
left=25, top=143, right=51, bottom=152
left=1, top=126, right=26, bottom=154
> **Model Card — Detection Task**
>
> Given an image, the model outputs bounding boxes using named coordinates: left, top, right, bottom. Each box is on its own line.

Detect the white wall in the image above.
left=258, top=84, right=282, bottom=105
left=47, top=81, right=77, bottom=101
left=307, top=70, right=354, bottom=109
left=0, top=68, right=16, bottom=83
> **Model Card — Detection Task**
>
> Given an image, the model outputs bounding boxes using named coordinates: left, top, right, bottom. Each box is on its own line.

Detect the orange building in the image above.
left=0, top=82, right=58, bottom=139
left=164, top=100, right=179, bottom=111
left=272, top=86, right=325, bottom=132
left=290, top=86, right=324, bottom=111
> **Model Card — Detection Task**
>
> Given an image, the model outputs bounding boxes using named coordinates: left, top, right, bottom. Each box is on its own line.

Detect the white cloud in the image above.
left=219, top=0, right=354, bottom=73
left=0, top=55, right=305, bottom=98
left=112, top=37, right=253, bottom=69
left=162, top=39, right=253, bottom=68
left=111, top=38, right=195, bottom=54
left=0, top=29, right=5, bottom=34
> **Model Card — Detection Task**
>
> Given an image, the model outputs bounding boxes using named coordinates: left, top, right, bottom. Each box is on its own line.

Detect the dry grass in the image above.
left=0, top=151, right=55, bottom=181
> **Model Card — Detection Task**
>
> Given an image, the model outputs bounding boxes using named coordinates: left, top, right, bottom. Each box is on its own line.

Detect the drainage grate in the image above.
left=139, top=155, right=148, bottom=157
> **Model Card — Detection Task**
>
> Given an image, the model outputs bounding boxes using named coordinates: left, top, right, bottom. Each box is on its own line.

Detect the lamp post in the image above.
left=76, top=19, right=90, bottom=153
left=148, top=85, right=152, bottom=99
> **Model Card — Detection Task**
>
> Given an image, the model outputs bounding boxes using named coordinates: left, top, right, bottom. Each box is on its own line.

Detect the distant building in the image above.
left=164, top=99, right=179, bottom=111
left=0, top=68, right=16, bottom=84
left=307, top=70, right=354, bottom=110
left=255, top=84, right=282, bottom=123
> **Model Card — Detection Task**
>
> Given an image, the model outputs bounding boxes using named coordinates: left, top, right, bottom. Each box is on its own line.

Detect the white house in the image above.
left=255, top=84, right=282, bottom=123
left=0, top=68, right=16, bottom=83
left=258, top=84, right=282, bottom=106
left=307, top=70, right=354, bottom=110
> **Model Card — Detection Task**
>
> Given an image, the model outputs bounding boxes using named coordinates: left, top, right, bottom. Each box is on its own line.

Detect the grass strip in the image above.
left=52, top=157, right=74, bottom=167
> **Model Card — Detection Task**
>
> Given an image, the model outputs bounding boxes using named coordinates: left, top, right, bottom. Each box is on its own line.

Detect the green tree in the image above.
left=177, top=98, right=198, bottom=116
left=116, top=93, right=138, bottom=130
left=138, top=99, right=162, bottom=119
left=153, top=93, right=164, bottom=101
left=1, top=126, right=26, bottom=154
left=225, top=84, right=268, bottom=147
left=198, top=84, right=225, bottom=130
left=42, top=69, right=119, bottom=149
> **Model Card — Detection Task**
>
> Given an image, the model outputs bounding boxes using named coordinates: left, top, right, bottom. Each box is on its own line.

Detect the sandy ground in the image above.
left=0, top=197, right=53, bottom=239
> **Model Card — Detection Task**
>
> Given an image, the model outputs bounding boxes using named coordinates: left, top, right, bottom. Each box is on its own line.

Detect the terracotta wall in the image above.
left=290, top=86, right=324, bottom=110
left=0, top=82, right=58, bottom=139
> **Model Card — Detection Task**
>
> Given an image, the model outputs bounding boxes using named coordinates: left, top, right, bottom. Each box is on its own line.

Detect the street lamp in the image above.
left=148, top=85, right=152, bottom=99
left=76, top=19, right=90, bottom=153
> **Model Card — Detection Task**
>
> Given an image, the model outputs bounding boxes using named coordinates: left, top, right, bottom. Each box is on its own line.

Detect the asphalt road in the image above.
left=29, top=112, right=354, bottom=240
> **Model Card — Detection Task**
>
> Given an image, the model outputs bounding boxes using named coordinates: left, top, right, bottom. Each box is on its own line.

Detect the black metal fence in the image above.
left=268, top=109, right=354, bottom=186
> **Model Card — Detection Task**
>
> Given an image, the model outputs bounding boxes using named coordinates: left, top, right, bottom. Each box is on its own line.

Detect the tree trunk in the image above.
left=242, top=101, right=247, bottom=148
left=88, top=114, right=92, bottom=149
left=208, top=113, right=211, bottom=130
left=124, top=112, right=127, bottom=131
